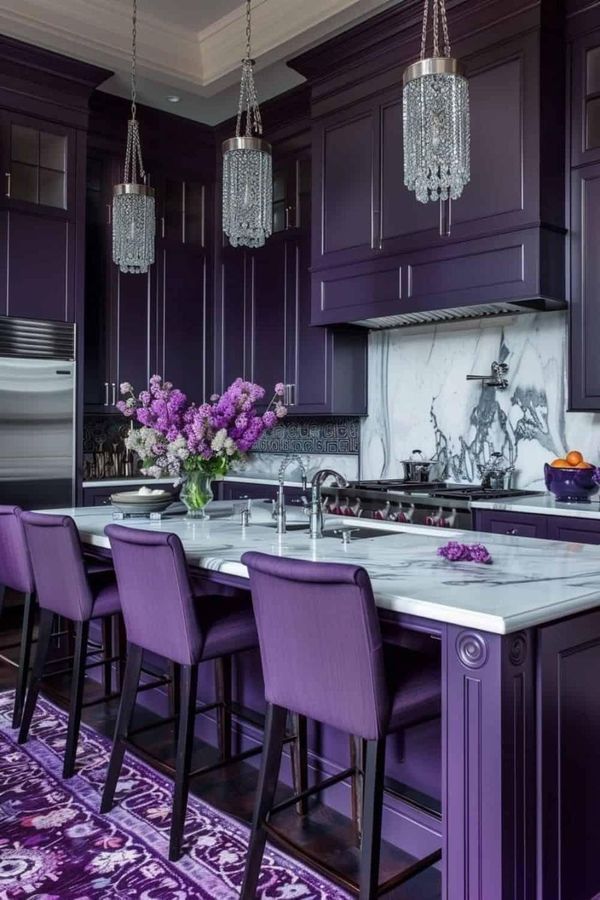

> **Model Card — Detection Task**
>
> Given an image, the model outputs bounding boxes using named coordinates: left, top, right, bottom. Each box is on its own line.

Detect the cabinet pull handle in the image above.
left=290, top=383, right=296, bottom=406
left=104, top=382, right=109, bottom=406
left=161, top=216, right=165, bottom=239
left=111, top=383, right=117, bottom=406
left=106, top=203, right=112, bottom=226
left=4, top=172, right=10, bottom=198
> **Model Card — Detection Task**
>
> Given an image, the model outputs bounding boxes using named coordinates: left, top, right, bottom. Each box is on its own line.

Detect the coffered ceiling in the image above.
left=0, top=0, right=399, bottom=124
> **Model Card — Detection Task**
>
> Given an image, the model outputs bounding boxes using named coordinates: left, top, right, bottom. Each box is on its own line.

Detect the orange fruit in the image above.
left=576, top=461, right=594, bottom=469
left=550, top=458, right=570, bottom=468
left=566, top=450, right=584, bottom=466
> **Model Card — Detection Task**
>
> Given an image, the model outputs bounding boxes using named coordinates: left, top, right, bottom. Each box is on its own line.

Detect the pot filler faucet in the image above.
left=309, top=469, right=349, bottom=539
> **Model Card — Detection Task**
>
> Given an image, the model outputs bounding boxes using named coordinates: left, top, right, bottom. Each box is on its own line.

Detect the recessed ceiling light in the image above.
left=167, top=95, right=180, bottom=103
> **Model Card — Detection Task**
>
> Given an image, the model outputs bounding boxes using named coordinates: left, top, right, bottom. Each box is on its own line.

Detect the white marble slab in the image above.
left=44, top=502, right=600, bottom=636
left=362, top=310, right=600, bottom=489
left=471, top=493, right=600, bottom=520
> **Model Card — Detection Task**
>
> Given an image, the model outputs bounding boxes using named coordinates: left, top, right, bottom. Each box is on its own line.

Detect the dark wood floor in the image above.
left=0, top=607, right=441, bottom=899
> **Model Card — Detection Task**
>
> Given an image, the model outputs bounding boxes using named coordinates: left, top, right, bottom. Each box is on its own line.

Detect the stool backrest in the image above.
left=242, top=551, right=390, bottom=741
left=21, top=512, right=93, bottom=621
left=106, top=524, right=201, bottom=665
left=0, top=506, right=34, bottom=595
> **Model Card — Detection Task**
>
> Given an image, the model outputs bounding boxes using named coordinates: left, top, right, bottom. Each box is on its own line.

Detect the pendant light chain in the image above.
left=235, top=0, right=263, bottom=139
left=420, top=0, right=451, bottom=60
left=112, top=0, right=155, bottom=274
left=123, top=0, right=146, bottom=185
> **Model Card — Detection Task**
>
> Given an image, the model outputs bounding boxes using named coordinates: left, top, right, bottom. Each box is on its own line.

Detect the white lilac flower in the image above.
left=211, top=428, right=227, bottom=452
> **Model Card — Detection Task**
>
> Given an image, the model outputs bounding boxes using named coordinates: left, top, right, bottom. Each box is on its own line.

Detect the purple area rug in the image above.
left=0, top=690, right=348, bottom=899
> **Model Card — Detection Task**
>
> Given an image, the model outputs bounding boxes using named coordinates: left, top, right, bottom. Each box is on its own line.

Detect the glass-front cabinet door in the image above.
left=0, top=112, right=76, bottom=217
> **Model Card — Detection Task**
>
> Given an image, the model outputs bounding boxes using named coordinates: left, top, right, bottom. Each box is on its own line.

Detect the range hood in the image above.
left=352, top=297, right=566, bottom=330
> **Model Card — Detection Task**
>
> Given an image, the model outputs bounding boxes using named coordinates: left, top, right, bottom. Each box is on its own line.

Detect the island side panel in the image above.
left=444, top=626, right=536, bottom=900
left=537, top=608, right=600, bottom=900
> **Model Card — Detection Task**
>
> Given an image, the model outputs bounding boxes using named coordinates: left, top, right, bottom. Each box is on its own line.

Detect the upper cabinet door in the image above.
left=380, top=33, right=536, bottom=255
left=571, top=29, right=600, bottom=168
left=0, top=112, right=76, bottom=218
left=158, top=174, right=206, bottom=248
left=247, top=239, right=288, bottom=400
left=569, top=163, right=600, bottom=410
left=157, top=243, right=209, bottom=403
left=313, top=99, right=380, bottom=269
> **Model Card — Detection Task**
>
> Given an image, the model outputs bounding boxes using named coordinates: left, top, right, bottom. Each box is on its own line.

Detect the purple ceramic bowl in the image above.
left=544, top=462, right=600, bottom=503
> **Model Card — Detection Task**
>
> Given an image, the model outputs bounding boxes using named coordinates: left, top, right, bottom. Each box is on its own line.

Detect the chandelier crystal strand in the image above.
left=403, top=0, right=470, bottom=206
left=112, top=0, right=155, bottom=274
left=222, top=0, right=272, bottom=249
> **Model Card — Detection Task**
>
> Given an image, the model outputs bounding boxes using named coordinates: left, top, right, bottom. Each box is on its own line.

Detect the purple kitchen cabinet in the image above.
left=569, top=162, right=600, bottom=410
left=537, top=608, right=600, bottom=899
left=84, top=101, right=216, bottom=410
left=294, top=0, right=566, bottom=326
left=473, top=509, right=549, bottom=539
left=569, top=23, right=600, bottom=168
left=247, top=236, right=289, bottom=399
left=0, top=38, right=110, bottom=324
left=546, top=515, right=600, bottom=544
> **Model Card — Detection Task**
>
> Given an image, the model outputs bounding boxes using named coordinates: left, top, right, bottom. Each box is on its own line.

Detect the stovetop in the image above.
left=346, top=480, right=542, bottom=501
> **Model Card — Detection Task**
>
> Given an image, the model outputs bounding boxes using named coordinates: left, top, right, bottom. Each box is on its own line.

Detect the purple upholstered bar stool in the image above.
left=240, top=552, right=442, bottom=900
left=0, top=506, right=37, bottom=729
left=19, top=512, right=121, bottom=778
left=101, top=524, right=261, bottom=862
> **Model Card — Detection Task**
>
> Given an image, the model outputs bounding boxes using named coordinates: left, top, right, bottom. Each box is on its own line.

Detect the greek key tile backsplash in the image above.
left=84, top=414, right=360, bottom=459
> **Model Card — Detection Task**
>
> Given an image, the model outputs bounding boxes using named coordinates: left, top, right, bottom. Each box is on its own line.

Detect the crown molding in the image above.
left=0, top=0, right=396, bottom=95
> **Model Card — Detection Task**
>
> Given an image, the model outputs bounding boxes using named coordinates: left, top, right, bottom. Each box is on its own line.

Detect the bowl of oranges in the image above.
left=544, top=451, right=599, bottom=502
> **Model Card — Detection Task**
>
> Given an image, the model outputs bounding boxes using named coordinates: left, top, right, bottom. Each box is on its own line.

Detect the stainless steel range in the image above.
left=321, top=479, right=542, bottom=530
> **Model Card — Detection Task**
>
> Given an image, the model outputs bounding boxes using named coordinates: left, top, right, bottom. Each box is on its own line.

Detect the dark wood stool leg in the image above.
left=351, top=734, right=366, bottom=844
left=359, top=738, right=386, bottom=900
left=18, top=609, right=54, bottom=744
left=63, top=620, right=90, bottom=779
left=168, top=662, right=181, bottom=719
left=101, top=616, right=113, bottom=696
left=240, top=703, right=287, bottom=899
left=290, top=713, right=308, bottom=815
left=101, top=643, right=144, bottom=813
left=12, top=592, right=36, bottom=729
left=169, top=664, right=198, bottom=861
left=215, top=654, right=232, bottom=760
left=116, top=615, right=127, bottom=690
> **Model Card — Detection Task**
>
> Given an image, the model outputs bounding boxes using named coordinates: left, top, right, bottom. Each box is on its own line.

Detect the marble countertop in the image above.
left=82, top=475, right=304, bottom=489
left=471, top=493, right=600, bottom=520
left=44, top=501, right=600, bottom=636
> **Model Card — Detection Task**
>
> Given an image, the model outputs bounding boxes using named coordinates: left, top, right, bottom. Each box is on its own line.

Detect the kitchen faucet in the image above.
left=309, top=469, right=348, bottom=539
left=273, top=454, right=308, bottom=535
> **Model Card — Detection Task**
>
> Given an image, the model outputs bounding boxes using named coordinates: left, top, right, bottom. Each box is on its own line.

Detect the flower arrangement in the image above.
left=117, top=375, right=287, bottom=516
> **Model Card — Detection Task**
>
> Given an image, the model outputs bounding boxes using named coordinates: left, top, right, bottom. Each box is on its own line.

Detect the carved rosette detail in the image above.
left=456, top=631, right=489, bottom=669
left=508, top=632, right=527, bottom=667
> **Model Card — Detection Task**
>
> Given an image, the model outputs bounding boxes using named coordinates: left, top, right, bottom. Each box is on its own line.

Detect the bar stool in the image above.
left=240, top=552, right=442, bottom=900
left=0, top=506, right=37, bottom=729
left=0, top=505, right=115, bottom=729
left=18, top=512, right=122, bottom=779
left=102, top=525, right=270, bottom=861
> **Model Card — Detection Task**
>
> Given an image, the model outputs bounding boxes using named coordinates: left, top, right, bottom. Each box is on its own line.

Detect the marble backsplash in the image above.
left=361, top=310, right=600, bottom=490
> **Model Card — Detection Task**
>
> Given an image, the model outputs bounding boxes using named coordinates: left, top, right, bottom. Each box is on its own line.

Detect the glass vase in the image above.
left=180, top=470, right=214, bottom=519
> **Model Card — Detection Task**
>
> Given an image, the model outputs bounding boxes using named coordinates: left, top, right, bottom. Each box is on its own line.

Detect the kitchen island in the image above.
left=48, top=501, right=600, bottom=900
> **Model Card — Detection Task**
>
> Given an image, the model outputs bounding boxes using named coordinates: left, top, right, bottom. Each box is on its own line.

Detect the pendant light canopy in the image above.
left=112, top=0, right=155, bottom=274
left=222, top=0, right=272, bottom=248
left=403, top=0, right=470, bottom=204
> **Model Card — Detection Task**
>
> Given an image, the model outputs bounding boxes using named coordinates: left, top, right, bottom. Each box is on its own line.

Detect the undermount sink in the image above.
left=321, top=526, right=401, bottom=540
left=255, top=521, right=310, bottom=531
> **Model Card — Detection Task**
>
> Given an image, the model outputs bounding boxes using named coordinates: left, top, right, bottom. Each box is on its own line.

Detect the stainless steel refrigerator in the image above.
left=0, top=317, right=75, bottom=509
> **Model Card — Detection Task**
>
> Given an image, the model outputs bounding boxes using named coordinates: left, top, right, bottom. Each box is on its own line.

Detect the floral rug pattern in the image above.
left=0, top=690, right=347, bottom=899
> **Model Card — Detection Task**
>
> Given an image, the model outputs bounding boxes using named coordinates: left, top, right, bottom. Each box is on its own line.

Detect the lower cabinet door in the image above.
left=546, top=516, right=600, bottom=545
left=473, top=510, right=548, bottom=539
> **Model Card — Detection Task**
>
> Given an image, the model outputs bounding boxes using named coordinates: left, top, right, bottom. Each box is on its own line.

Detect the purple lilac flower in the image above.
left=275, top=383, right=285, bottom=397
left=437, top=541, right=493, bottom=564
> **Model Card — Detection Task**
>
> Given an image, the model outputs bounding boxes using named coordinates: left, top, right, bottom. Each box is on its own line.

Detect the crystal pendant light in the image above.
left=112, top=0, right=155, bottom=274
left=403, top=0, right=470, bottom=206
left=222, top=0, right=272, bottom=248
